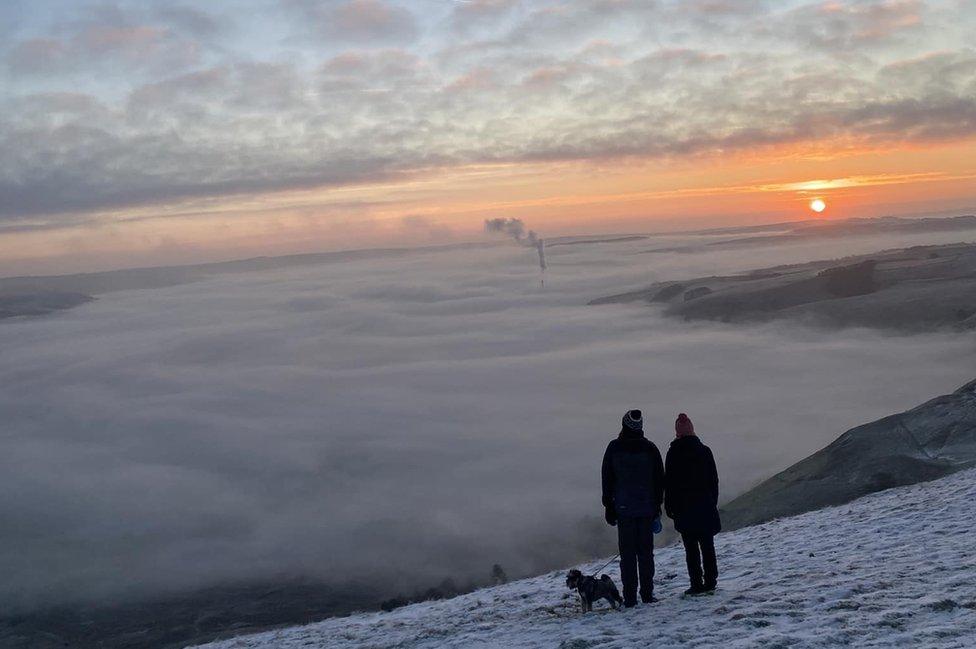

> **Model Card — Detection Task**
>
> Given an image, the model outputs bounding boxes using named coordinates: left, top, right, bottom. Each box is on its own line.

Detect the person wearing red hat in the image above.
left=665, top=413, right=721, bottom=595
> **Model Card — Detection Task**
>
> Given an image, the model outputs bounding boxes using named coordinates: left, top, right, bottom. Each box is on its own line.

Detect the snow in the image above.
left=195, top=469, right=976, bottom=648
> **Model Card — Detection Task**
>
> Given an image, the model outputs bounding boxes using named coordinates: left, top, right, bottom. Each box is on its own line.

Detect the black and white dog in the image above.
left=565, top=569, right=623, bottom=613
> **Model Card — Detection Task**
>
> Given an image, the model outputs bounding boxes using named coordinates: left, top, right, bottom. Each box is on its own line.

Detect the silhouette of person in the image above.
left=665, top=413, right=721, bottom=594
left=602, top=409, right=665, bottom=606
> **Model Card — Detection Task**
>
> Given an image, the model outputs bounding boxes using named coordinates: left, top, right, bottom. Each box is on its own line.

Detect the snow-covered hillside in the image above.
left=197, top=470, right=976, bottom=648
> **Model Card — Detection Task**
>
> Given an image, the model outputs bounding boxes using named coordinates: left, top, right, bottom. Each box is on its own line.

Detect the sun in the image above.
left=810, top=198, right=827, bottom=213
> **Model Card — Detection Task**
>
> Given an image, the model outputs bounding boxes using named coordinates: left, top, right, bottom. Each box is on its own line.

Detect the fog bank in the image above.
left=1, top=230, right=974, bottom=611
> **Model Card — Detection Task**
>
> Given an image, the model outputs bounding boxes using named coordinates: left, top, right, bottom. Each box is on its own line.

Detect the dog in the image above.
left=565, top=569, right=623, bottom=613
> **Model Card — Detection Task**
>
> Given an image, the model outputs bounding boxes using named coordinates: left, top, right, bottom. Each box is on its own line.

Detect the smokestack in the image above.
left=484, top=219, right=548, bottom=283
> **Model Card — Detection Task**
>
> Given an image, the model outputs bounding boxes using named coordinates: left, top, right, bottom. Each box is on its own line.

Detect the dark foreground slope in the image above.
left=721, top=378, right=976, bottom=531
left=0, top=580, right=385, bottom=649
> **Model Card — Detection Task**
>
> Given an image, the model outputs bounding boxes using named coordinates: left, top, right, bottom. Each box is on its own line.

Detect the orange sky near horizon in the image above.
left=3, top=134, right=975, bottom=276
left=3, top=1, right=976, bottom=276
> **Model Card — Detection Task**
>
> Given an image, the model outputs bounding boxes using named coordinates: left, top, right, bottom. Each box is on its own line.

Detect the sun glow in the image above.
left=810, top=198, right=827, bottom=213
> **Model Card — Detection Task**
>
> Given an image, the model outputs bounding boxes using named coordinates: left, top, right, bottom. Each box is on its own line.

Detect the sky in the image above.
left=2, top=0, right=976, bottom=272
left=3, top=227, right=975, bottom=612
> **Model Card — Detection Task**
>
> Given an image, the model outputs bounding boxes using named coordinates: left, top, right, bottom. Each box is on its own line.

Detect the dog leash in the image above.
left=589, top=554, right=620, bottom=576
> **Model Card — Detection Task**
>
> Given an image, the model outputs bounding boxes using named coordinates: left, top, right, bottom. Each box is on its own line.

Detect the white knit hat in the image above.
left=622, top=409, right=643, bottom=431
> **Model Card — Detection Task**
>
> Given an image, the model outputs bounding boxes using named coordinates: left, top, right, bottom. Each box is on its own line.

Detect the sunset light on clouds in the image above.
left=2, top=0, right=976, bottom=273
left=8, top=4, right=976, bottom=645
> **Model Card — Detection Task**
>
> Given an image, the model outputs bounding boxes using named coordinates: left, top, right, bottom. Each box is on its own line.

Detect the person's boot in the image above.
left=703, top=582, right=717, bottom=592
left=683, top=584, right=706, bottom=596
left=641, top=594, right=658, bottom=604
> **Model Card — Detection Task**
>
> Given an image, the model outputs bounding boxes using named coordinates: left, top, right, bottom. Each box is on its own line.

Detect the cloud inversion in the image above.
left=1, top=228, right=974, bottom=612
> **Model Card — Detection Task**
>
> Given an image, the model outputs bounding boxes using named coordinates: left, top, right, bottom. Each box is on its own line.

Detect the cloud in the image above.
left=0, top=1, right=974, bottom=224
left=287, top=0, right=418, bottom=45
left=4, top=4, right=204, bottom=78
left=787, top=0, right=924, bottom=50
left=399, top=214, right=455, bottom=240
left=1, top=228, right=975, bottom=613
left=496, top=0, right=661, bottom=50
left=154, top=5, right=223, bottom=37
left=5, top=37, right=70, bottom=75
left=878, top=49, right=976, bottom=94
left=449, top=0, right=520, bottom=34
left=319, top=48, right=426, bottom=87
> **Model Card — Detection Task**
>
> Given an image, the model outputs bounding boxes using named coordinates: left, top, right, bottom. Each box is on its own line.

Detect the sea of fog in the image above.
left=2, top=228, right=975, bottom=612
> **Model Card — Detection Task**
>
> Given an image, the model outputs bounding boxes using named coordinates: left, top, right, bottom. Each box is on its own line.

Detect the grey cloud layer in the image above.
left=1, top=0, right=975, bottom=221
left=1, top=229, right=975, bottom=612
left=287, top=0, right=419, bottom=44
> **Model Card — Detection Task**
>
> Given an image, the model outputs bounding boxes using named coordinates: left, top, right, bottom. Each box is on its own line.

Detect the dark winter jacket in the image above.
left=664, top=436, right=721, bottom=536
left=601, top=429, right=665, bottom=519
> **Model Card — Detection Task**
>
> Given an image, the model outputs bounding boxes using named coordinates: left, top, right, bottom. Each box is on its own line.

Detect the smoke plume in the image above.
left=484, top=218, right=547, bottom=274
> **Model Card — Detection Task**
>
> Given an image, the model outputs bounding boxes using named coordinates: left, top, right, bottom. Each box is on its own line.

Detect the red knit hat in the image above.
left=675, top=413, right=695, bottom=437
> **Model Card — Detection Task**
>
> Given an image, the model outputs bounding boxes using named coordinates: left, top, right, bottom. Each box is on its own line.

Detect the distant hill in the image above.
left=721, top=378, right=976, bottom=531
left=0, top=242, right=489, bottom=321
left=593, top=242, right=976, bottom=333
left=640, top=214, right=976, bottom=253
left=0, top=291, right=93, bottom=320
